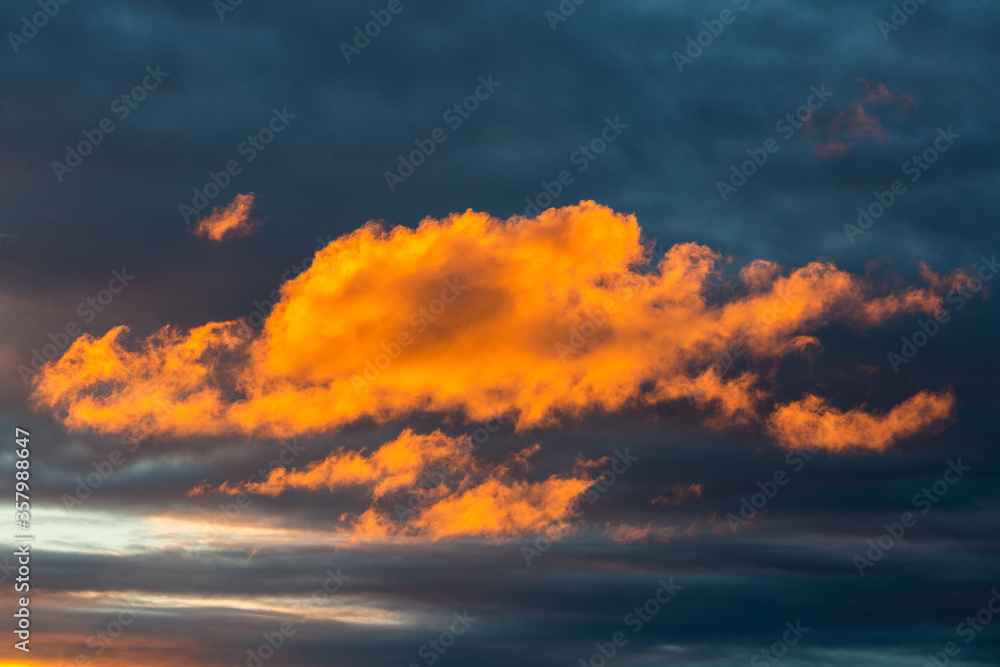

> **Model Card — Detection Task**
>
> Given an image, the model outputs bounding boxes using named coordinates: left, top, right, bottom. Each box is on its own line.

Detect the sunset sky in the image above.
left=2, top=1, right=999, bottom=666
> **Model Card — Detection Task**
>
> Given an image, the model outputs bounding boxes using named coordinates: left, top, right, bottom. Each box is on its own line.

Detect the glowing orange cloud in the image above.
left=208, top=428, right=593, bottom=541
left=216, top=429, right=467, bottom=499
left=32, top=202, right=955, bottom=445
left=767, top=389, right=956, bottom=452
left=191, top=192, right=260, bottom=242
left=405, top=475, right=591, bottom=541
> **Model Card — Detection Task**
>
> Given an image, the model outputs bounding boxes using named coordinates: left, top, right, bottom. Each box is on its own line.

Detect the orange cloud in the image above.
left=191, top=192, right=260, bottom=242
left=767, top=389, right=956, bottom=452
left=215, top=429, right=466, bottom=499
left=207, top=428, right=592, bottom=542
left=406, top=475, right=590, bottom=541
left=918, top=260, right=975, bottom=295
left=32, top=202, right=955, bottom=446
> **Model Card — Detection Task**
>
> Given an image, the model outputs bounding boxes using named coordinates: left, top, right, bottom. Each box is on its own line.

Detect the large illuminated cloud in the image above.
left=33, top=202, right=956, bottom=448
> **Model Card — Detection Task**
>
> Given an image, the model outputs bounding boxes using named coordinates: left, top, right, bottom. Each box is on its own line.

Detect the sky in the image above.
left=1, top=0, right=999, bottom=666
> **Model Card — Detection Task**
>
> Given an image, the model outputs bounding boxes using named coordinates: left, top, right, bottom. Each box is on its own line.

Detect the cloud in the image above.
left=205, top=428, right=593, bottom=542
left=210, top=429, right=467, bottom=499
left=191, top=192, right=261, bottom=242
left=767, top=389, right=956, bottom=452
left=813, top=140, right=852, bottom=161
left=652, top=483, right=703, bottom=506
left=32, top=203, right=956, bottom=447
left=604, top=522, right=678, bottom=544
left=812, top=79, right=916, bottom=159
left=830, top=102, right=887, bottom=142
left=860, top=77, right=918, bottom=112
left=404, top=475, right=591, bottom=541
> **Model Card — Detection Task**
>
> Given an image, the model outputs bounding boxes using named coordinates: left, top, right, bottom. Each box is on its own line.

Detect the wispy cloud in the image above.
left=768, top=389, right=956, bottom=452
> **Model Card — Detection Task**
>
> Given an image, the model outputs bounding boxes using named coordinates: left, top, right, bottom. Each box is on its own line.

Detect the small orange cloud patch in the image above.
left=652, top=483, right=703, bottom=506
left=767, top=389, right=956, bottom=452
left=191, top=192, right=260, bottom=242
left=407, top=475, right=591, bottom=541
left=813, top=78, right=917, bottom=161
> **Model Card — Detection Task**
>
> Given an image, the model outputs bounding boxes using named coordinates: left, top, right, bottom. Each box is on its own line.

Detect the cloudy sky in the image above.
left=2, top=1, right=999, bottom=666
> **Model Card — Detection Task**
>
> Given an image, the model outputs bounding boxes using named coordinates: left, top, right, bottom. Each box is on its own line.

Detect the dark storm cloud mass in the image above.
left=1, top=0, right=998, bottom=665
